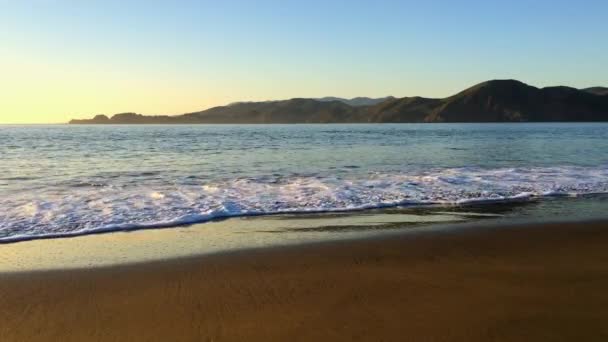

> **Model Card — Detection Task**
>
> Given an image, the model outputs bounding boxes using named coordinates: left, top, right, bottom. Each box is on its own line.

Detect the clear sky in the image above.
left=1, top=0, right=607, bottom=123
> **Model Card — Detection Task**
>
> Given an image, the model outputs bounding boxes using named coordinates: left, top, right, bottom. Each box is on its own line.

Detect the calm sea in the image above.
left=2, top=123, right=608, bottom=242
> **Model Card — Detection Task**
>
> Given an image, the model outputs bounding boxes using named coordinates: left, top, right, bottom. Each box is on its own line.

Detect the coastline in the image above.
left=2, top=220, right=608, bottom=341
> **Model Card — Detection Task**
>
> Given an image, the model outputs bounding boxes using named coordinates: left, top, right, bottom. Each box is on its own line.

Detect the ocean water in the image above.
left=1, top=123, right=608, bottom=242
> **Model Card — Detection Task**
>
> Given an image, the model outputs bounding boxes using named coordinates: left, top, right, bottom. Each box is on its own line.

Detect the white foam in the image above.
left=1, top=165, right=608, bottom=242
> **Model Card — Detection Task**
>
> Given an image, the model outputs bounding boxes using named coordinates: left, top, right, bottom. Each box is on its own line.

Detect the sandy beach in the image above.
left=4, top=1, right=608, bottom=341
left=1, top=220, right=608, bottom=341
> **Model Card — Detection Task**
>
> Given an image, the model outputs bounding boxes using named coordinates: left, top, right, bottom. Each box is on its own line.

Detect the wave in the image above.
left=2, top=165, right=608, bottom=243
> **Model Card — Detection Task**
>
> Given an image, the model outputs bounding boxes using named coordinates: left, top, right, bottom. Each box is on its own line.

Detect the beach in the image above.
left=3, top=2, right=608, bottom=341
left=2, top=220, right=608, bottom=342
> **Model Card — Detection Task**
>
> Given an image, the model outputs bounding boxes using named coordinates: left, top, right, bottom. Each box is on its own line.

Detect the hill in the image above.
left=69, top=80, right=608, bottom=124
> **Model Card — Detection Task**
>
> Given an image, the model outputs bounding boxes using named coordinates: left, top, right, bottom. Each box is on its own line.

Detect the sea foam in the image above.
left=1, top=165, right=608, bottom=242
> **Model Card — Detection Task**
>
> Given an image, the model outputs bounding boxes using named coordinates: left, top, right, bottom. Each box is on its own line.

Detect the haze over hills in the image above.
left=70, top=80, right=608, bottom=124
left=315, top=96, right=396, bottom=106
left=582, top=87, right=608, bottom=96
left=226, top=97, right=395, bottom=107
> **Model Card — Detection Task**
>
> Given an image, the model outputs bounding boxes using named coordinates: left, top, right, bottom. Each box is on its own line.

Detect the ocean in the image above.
left=2, top=123, right=608, bottom=243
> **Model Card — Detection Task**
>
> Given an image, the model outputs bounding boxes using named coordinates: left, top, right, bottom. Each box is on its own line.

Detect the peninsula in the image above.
left=70, top=80, right=608, bottom=124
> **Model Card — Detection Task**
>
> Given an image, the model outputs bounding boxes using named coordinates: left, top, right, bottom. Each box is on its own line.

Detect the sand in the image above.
left=1, top=221, right=608, bottom=341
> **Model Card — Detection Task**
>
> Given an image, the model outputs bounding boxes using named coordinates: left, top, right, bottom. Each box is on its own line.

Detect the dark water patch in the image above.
left=69, top=182, right=109, bottom=188
left=1, top=176, right=38, bottom=181
left=256, top=221, right=436, bottom=233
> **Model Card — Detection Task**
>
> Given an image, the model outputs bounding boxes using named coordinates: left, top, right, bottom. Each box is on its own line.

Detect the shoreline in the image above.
left=2, top=192, right=607, bottom=245
left=0, top=197, right=536, bottom=244
left=1, top=217, right=606, bottom=274
left=2, top=220, right=608, bottom=341
left=0, top=213, right=607, bottom=274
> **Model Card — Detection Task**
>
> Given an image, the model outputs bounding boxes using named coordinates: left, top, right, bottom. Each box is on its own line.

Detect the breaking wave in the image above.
left=2, top=165, right=608, bottom=243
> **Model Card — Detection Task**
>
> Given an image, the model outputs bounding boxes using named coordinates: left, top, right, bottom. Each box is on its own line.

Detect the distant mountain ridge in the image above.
left=70, top=80, right=608, bottom=124
left=315, top=96, right=396, bottom=106
left=227, top=97, right=395, bottom=107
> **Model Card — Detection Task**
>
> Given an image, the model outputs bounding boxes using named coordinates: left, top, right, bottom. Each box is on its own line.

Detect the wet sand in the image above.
left=1, top=221, right=608, bottom=341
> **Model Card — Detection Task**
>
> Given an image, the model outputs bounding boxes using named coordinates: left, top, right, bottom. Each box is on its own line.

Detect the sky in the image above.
left=1, top=0, right=607, bottom=124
